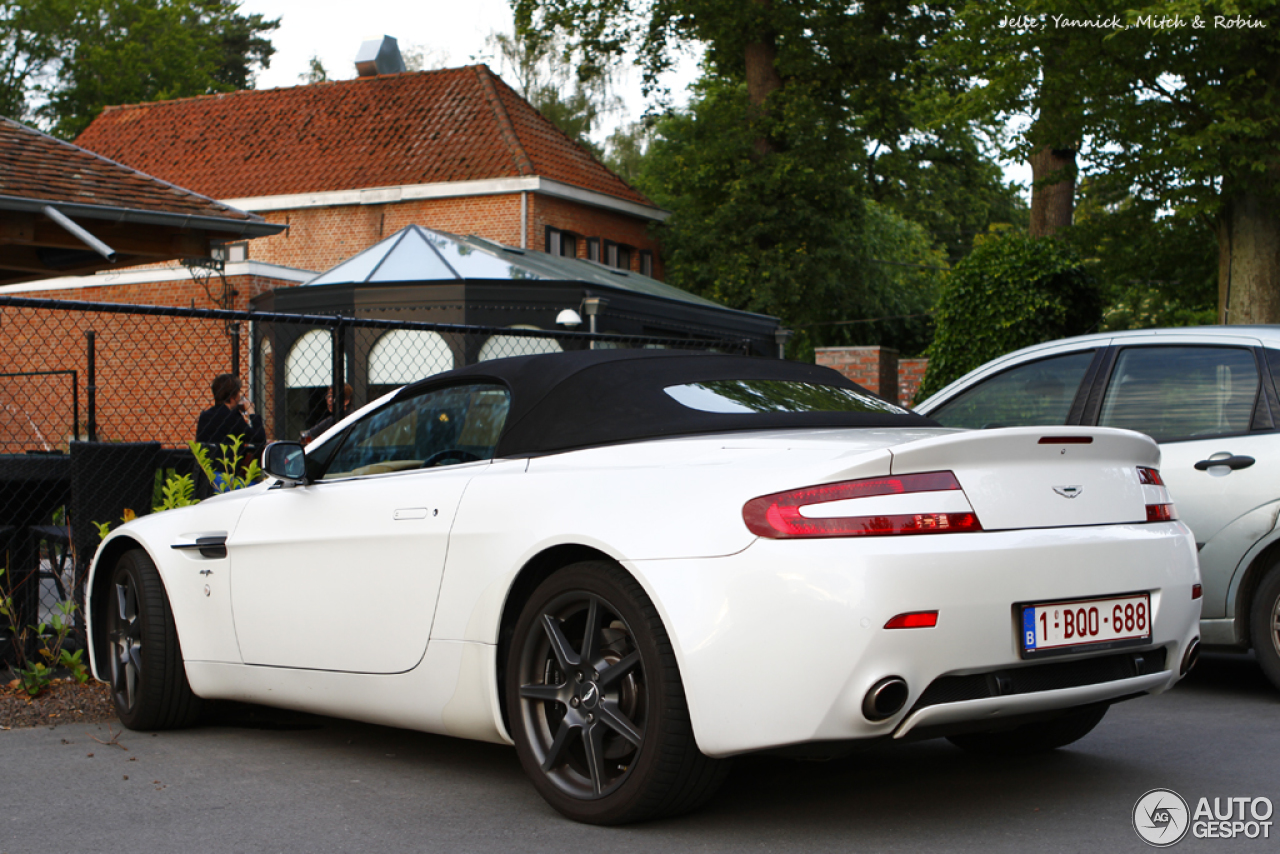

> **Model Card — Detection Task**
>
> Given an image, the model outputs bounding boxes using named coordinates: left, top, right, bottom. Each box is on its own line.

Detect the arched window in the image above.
left=285, top=329, right=350, bottom=442
left=478, top=326, right=564, bottom=362
left=368, top=330, right=455, bottom=399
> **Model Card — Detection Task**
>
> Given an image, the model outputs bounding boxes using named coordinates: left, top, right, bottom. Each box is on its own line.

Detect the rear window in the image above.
left=1098, top=346, right=1258, bottom=442
left=664, top=380, right=908, bottom=415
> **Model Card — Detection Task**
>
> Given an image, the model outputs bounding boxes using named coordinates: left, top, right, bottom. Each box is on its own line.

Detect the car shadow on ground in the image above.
left=153, top=652, right=1275, bottom=850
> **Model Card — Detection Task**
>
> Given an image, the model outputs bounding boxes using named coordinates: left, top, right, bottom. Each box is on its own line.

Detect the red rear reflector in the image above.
left=743, top=472, right=983, bottom=539
left=885, top=611, right=939, bottom=629
left=1038, top=436, right=1093, bottom=444
left=1192, top=584, right=1203, bottom=600
left=1137, top=467, right=1165, bottom=486
left=1146, top=503, right=1176, bottom=522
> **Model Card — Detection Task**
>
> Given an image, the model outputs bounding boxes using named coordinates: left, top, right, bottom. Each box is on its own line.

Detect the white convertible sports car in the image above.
left=87, top=350, right=1202, bottom=824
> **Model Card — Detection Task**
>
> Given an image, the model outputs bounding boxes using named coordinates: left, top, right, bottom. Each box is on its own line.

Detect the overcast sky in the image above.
left=237, top=0, right=697, bottom=143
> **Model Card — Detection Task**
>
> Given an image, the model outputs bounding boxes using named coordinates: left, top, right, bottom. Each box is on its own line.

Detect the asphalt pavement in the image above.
left=2, top=652, right=1276, bottom=854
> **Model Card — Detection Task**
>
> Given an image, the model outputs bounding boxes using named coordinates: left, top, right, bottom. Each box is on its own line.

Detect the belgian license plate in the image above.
left=1021, top=593, right=1151, bottom=655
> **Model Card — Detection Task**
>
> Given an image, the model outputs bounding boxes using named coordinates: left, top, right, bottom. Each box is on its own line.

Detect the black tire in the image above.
left=1250, top=565, right=1280, bottom=691
left=946, top=704, right=1109, bottom=755
left=106, top=549, right=203, bottom=730
left=505, top=561, right=728, bottom=824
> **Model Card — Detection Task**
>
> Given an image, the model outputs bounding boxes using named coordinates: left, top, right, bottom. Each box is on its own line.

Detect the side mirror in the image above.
left=262, top=441, right=307, bottom=485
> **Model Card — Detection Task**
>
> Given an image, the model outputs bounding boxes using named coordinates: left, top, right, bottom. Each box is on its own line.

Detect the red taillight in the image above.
left=743, top=471, right=983, bottom=539
left=884, top=611, right=939, bottom=629
left=1146, top=503, right=1177, bottom=522
left=1192, top=584, right=1203, bottom=600
left=1137, top=467, right=1165, bottom=486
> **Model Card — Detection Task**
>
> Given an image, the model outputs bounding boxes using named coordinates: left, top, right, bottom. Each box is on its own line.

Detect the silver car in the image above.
left=916, top=326, right=1280, bottom=690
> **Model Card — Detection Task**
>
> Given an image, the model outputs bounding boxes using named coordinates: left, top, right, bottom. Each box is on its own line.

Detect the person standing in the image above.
left=196, top=373, right=266, bottom=467
left=301, top=383, right=353, bottom=446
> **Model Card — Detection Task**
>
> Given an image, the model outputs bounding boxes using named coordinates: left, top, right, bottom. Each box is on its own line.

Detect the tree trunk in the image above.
left=744, top=41, right=782, bottom=108
left=1217, top=190, right=1280, bottom=324
left=1028, top=145, right=1076, bottom=237
left=744, top=0, right=783, bottom=157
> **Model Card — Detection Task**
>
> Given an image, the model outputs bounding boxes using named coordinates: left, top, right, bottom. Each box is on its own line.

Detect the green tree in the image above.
left=916, top=231, right=1101, bottom=399
left=518, top=1, right=963, bottom=356
left=299, top=55, right=327, bottom=84
left=1069, top=188, right=1218, bottom=331
left=1, top=0, right=277, bottom=138
left=801, top=196, right=945, bottom=357
left=486, top=26, right=620, bottom=157
left=400, top=43, right=449, bottom=72
left=939, top=0, right=1280, bottom=323
left=1104, top=0, right=1280, bottom=325
left=639, top=77, right=944, bottom=358
left=0, top=0, right=61, bottom=121
left=602, top=118, right=651, bottom=186
left=867, top=121, right=1029, bottom=264
left=933, top=1, right=1127, bottom=238
left=637, top=77, right=866, bottom=357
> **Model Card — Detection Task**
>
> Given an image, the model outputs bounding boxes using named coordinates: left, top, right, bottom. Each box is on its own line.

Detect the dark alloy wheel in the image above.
left=1250, top=565, right=1280, bottom=691
left=946, top=703, right=1109, bottom=755
left=506, top=561, right=727, bottom=824
left=106, top=549, right=203, bottom=730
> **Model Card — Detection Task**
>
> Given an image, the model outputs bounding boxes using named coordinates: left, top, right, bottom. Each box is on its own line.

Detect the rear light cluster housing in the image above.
left=1137, top=466, right=1178, bottom=522
left=743, top=471, right=981, bottom=539
left=742, top=465, right=1180, bottom=540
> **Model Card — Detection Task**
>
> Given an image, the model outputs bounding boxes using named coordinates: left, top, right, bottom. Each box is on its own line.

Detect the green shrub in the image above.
left=916, top=232, right=1101, bottom=401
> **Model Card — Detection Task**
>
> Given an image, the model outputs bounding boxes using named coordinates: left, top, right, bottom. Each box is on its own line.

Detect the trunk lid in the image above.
left=886, top=426, right=1164, bottom=531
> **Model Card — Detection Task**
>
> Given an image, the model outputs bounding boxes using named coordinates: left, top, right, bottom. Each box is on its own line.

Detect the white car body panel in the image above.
left=108, top=489, right=260, bottom=664
left=638, top=522, right=1197, bottom=756
left=87, top=421, right=1200, bottom=758
left=916, top=326, right=1280, bottom=644
left=228, top=462, right=476, bottom=672
left=183, top=641, right=509, bottom=744
left=433, top=431, right=912, bottom=644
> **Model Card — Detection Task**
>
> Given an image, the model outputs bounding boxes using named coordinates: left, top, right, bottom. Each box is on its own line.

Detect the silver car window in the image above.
left=928, top=351, right=1095, bottom=429
left=1098, top=346, right=1258, bottom=442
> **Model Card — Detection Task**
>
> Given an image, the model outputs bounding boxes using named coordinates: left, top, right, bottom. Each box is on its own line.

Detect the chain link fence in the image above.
left=0, top=295, right=746, bottom=663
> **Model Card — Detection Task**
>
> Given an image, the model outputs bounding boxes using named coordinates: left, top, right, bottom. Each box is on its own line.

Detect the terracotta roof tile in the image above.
left=0, top=118, right=258, bottom=222
left=74, top=66, right=655, bottom=208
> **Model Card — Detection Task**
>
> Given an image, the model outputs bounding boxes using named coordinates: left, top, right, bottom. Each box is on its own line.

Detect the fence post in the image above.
left=331, top=319, right=346, bottom=421
left=85, top=330, right=97, bottom=442
left=71, top=369, right=80, bottom=442
left=229, top=321, right=241, bottom=378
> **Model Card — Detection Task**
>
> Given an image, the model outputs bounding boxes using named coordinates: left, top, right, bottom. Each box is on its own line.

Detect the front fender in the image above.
left=86, top=498, right=253, bottom=681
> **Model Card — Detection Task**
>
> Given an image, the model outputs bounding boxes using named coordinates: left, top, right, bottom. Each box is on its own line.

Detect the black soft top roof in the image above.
left=397, top=349, right=937, bottom=457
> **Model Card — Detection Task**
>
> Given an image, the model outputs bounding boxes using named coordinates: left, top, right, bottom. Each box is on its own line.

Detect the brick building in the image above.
left=0, top=117, right=283, bottom=451
left=3, top=61, right=669, bottom=314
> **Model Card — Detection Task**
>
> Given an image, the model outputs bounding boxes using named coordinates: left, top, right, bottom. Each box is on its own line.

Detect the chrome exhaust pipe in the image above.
left=862, top=676, right=909, bottom=722
left=1180, top=638, right=1201, bottom=676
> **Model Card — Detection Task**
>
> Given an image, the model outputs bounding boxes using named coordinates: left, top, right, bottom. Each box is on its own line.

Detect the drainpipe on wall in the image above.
left=520, top=192, right=528, bottom=249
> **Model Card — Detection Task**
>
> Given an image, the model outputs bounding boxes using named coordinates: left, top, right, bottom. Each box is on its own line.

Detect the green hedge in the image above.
left=915, top=232, right=1101, bottom=401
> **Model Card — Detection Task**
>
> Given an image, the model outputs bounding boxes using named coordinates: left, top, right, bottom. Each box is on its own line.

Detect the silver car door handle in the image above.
left=1193, top=455, right=1255, bottom=471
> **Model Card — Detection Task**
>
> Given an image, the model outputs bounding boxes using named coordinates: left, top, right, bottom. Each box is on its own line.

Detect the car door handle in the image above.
left=1193, top=455, right=1256, bottom=471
